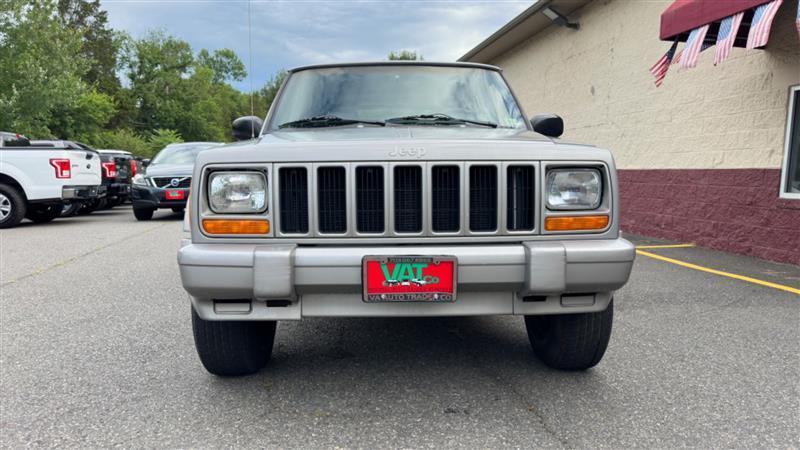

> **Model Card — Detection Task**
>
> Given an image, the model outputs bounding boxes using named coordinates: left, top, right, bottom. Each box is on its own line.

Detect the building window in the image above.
left=781, top=86, right=800, bottom=199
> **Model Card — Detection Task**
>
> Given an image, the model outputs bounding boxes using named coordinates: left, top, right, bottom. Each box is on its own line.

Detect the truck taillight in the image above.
left=101, top=162, right=117, bottom=178
left=50, top=159, right=72, bottom=179
left=130, top=160, right=137, bottom=176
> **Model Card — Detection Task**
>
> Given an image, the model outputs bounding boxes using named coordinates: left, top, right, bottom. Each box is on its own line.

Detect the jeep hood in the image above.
left=263, top=126, right=549, bottom=142
left=196, top=126, right=611, bottom=166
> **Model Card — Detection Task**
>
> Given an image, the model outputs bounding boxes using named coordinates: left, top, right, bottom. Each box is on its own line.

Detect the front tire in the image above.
left=525, top=299, right=613, bottom=371
left=0, top=183, right=26, bottom=229
left=191, top=307, right=276, bottom=376
left=133, top=207, right=154, bottom=221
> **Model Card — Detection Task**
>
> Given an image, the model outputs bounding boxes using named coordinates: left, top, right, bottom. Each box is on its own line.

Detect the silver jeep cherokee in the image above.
left=179, top=62, right=635, bottom=376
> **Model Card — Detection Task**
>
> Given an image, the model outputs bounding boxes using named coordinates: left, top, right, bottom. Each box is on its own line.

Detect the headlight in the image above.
left=208, top=171, right=267, bottom=214
left=132, top=174, right=149, bottom=186
left=546, top=168, right=602, bottom=210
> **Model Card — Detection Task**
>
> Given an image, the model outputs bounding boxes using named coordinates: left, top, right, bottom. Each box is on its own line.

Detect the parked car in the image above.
left=131, top=142, right=223, bottom=220
left=0, top=136, right=102, bottom=228
left=97, top=149, right=134, bottom=208
left=30, top=140, right=109, bottom=216
left=177, top=62, right=636, bottom=376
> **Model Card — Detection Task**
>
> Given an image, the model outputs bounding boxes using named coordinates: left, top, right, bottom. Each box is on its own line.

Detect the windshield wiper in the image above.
left=278, top=115, right=385, bottom=129
left=385, top=113, right=498, bottom=128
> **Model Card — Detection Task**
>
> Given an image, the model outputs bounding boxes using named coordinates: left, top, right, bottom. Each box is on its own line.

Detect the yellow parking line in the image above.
left=635, top=243, right=696, bottom=249
left=636, top=250, right=800, bottom=296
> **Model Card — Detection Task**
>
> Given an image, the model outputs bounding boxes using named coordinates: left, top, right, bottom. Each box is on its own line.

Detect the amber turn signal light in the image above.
left=202, top=219, right=270, bottom=235
left=545, top=215, right=609, bottom=231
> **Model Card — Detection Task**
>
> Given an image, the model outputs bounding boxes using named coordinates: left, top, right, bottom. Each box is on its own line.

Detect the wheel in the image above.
left=525, top=299, right=613, bottom=371
left=61, top=203, right=81, bottom=217
left=132, top=207, right=154, bottom=221
left=0, top=183, right=26, bottom=229
left=191, top=307, right=276, bottom=376
left=25, top=204, right=62, bottom=223
left=171, top=207, right=184, bottom=213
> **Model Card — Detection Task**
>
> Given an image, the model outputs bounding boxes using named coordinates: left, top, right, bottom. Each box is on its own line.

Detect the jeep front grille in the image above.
left=507, top=165, right=535, bottom=231
left=355, top=166, right=385, bottom=233
left=431, top=165, right=460, bottom=232
left=275, top=162, right=536, bottom=237
left=469, top=165, right=498, bottom=232
left=393, top=166, right=423, bottom=233
left=278, top=167, right=309, bottom=234
left=317, top=167, right=347, bottom=233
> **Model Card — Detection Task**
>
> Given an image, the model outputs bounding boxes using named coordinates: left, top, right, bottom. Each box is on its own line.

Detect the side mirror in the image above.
left=232, top=116, right=264, bottom=141
left=530, top=114, right=564, bottom=138
left=141, top=159, right=151, bottom=167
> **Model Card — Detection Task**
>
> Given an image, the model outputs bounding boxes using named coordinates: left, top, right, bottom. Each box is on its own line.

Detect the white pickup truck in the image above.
left=0, top=133, right=103, bottom=228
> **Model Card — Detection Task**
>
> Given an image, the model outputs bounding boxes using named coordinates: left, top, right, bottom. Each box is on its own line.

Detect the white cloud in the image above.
left=100, top=0, right=532, bottom=90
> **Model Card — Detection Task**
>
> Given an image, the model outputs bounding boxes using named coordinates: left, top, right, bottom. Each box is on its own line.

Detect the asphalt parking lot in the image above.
left=1, top=207, right=798, bottom=448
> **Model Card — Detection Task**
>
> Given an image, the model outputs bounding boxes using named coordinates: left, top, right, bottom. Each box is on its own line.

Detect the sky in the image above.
left=99, top=0, right=533, bottom=91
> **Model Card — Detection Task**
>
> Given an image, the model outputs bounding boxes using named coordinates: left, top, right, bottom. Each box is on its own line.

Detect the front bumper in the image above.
left=132, top=185, right=188, bottom=209
left=178, top=238, right=635, bottom=320
left=62, top=185, right=104, bottom=200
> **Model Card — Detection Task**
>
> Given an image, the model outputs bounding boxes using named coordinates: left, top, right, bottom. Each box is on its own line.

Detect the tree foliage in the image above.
left=0, top=1, right=287, bottom=155
left=388, top=50, right=423, bottom=61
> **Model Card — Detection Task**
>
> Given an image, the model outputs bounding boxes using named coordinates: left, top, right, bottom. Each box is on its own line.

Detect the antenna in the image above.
left=247, top=0, right=255, bottom=138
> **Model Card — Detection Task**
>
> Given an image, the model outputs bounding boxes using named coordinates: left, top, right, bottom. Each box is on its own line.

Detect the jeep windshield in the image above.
left=269, top=65, right=527, bottom=130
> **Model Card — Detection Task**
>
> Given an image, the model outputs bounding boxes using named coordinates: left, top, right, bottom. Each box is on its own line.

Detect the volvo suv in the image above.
left=131, top=142, right=222, bottom=220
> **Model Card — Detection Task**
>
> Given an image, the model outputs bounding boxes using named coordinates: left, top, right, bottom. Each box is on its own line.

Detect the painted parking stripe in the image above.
left=635, top=244, right=696, bottom=249
left=636, top=249, right=800, bottom=296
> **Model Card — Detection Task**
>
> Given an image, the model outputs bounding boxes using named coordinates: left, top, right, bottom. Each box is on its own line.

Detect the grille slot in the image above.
left=355, top=166, right=385, bottom=233
left=317, top=166, right=347, bottom=233
left=393, top=166, right=422, bottom=233
left=278, top=167, right=309, bottom=234
left=469, top=165, right=498, bottom=232
left=431, top=165, right=460, bottom=232
left=507, top=165, right=535, bottom=231
left=152, top=176, right=191, bottom=188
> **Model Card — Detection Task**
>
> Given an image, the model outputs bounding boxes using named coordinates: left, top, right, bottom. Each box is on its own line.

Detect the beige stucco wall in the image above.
left=491, top=0, right=800, bottom=169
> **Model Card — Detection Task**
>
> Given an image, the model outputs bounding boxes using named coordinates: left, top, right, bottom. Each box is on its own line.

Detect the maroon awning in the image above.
left=660, top=0, right=770, bottom=44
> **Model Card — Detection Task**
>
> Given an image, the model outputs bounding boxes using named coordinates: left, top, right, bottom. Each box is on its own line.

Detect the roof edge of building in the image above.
left=458, top=0, right=592, bottom=63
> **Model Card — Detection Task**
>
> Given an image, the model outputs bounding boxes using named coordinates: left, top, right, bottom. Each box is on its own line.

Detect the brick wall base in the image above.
left=618, top=169, right=800, bottom=266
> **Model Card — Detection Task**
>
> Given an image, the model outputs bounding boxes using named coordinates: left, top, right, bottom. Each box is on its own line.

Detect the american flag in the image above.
left=680, top=24, right=710, bottom=68
left=650, top=40, right=679, bottom=87
left=746, top=0, right=784, bottom=49
left=714, top=12, right=744, bottom=65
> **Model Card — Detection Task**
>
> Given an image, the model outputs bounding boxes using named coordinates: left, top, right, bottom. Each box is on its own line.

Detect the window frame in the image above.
left=779, top=85, right=800, bottom=199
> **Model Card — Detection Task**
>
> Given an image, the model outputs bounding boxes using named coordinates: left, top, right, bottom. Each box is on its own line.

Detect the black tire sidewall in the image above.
left=133, top=207, right=154, bottom=221
left=0, top=183, right=27, bottom=228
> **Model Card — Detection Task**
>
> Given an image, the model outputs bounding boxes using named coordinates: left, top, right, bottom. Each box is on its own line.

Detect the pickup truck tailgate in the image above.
left=66, top=150, right=102, bottom=185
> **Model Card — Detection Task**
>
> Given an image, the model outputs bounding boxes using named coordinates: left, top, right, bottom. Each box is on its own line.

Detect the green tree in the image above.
left=0, top=0, right=88, bottom=136
left=197, top=48, right=246, bottom=84
left=49, top=89, right=116, bottom=142
left=92, top=128, right=149, bottom=155
left=56, top=0, right=121, bottom=95
left=121, top=30, right=194, bottom=132
left=147, top=128, right=184, bottom=156
left=388, top=50, right=423, bottom=61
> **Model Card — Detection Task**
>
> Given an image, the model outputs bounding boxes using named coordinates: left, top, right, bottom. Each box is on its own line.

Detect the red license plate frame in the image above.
left=362, top=255, right=457, bottom=303
left=166, top=189, right=185, bottom=200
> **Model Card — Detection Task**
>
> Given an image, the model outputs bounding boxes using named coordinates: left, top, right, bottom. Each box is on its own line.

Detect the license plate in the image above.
left=362, top=256, right=457, bottom=303
left=166, top=189, right=185, bottom=200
